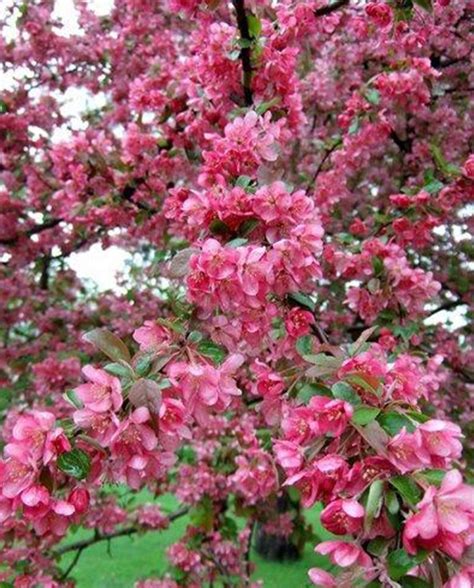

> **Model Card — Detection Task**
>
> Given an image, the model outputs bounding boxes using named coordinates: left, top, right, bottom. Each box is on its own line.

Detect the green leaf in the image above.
left=424, top=177, right=444, bottom=194
left=378, top=412, right=416, bottom=436
left=247, top=13, right=262, bottom=38
left=187, top=330, right=203, bottom=343
left=367, top=537, right=390, bottom=557
left=297, top=382, right=332, bottom=403
left=197, top=340, right=227, bottom=364
left=0, top=100, right=8, bottom=113
left=349, top=116, right=360, bottom=134
left=240, top=218, right=259, bottom=236
left=387, top=549, right=428, bottom=581
left=63, top=389, right=82, bottom=409
left=296, top=335, right=313, bottom=357
left=392, top=323, right=419, bottom=343
left=365, top=89, right=380, bottom=105
left=385, top=489, right=400, bottom=515
left=352, top=406, right=380, bottom=426
left=389, top=475, right=422, bottom=507
left=237, top=38, right=253, bottom=49
left=235, top=175, right=253, bottom=189
left=227, top=237, right=248, bottom=248
left=413, top=0, right=432, bottom=11
left=419, top=469, right=446, bottom=486
left=345, top=373, right=380, bottom=397
left=210, top=218, right=230, bottom=235
left=255, top=97, right=280, bottom=115
left=104, top=362, right=134, bottom=378
left=405, top=411, right=430, bottom=424
left=0, top=387, right=12, bottom=411
left=332, top=381, right=361, bottom=405
left=364, top=479, right=384, bottom=532
left=57, top=449, right=91, bottom=480
left=83, top=328, right=131, bottom=363
left=372, top=256, right=384, bottom=276
left=430, top=144, right=458, bottom=176
left=135, top=354, right=153, bottom=377
left=288, top=292, right=315, bottom=311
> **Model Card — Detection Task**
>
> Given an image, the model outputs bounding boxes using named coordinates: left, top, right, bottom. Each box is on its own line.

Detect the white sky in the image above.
left=68, top=244, right=130, bottom=291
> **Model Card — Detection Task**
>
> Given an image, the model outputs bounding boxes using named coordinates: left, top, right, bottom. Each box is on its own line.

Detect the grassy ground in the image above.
left=59, top=493, right=333, bottom=587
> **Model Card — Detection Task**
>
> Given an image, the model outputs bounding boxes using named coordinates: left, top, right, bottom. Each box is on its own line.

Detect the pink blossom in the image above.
left=315, top=541, right=372, bottom=569
left=461, top=154, right=474, bottom=179
left=67, top=487, right=90, bottom=515
left=418, top=419, right=463, bottom=466
left=285, top=307, right=314, bottom=338
left=387, top=428, right=430, bottom=473
left=0, top=458, right=36, bottom=499
left=75, top=366, right=123, bottom=413
left=133, top=321, right=172, bottom=352
left=273, top=440, right=304, bottom=474
left=320, top=499, right=365, bottom=535
left=403, top=470, right=474, bottom=559
left=230, top=450, right=277, bottom=504
left=308, top=568, right=337, bottom=587
left=309, top=396, right=353, bottom=437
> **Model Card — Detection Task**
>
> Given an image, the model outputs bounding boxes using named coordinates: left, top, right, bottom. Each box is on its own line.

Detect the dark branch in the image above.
left=0, top=218, right=62, bottom=246
left=60, top=546, right=85, bottom=581
left=55, top=506, right=189, bottom=557
left=390, top=131, right=412, bottom=154
left=425, top=299, right=466, bottom=319
left=315, top=0, right=349, bottom=17
left=232, top=0, right=253, bottom=106
left=39, top=256, right=51, bottom=290
left=307, top=140, right=342, bottom=191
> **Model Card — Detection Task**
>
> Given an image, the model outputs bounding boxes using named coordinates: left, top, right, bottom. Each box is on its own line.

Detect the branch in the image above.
left=307, top=140, right=342, bottom=191
left=60, top=545, right=85, bottom=581
left=0, top=218, right=62, bottom=246
left=245, top=521, right=256, bottom=585
left=425, top=299, right=465, bottom=319
left=390, top=131, right=412, bottom=154
left=315, top=0, right=349, bottom=17
left=232, top=0, right=253, bottom=106
left=55, top=506, right=189, bottom=557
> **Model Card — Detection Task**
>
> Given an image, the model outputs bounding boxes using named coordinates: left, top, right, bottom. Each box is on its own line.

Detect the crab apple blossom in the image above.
left=320, top=499, right=365, bottom=536
left=0, top=0, right=473, bottom=585
left=403, top=470, right=474, bottom=559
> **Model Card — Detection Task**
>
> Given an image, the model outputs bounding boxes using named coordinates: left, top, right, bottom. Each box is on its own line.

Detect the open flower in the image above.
left=75, top=366, right=122, bottom=413
left=320, top=499, right=365, bottom=535
left=403, top=470, right=474, bottom=559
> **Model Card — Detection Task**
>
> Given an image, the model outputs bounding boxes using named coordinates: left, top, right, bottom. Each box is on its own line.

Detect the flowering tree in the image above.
left=0, top=0, right=473, bottom=586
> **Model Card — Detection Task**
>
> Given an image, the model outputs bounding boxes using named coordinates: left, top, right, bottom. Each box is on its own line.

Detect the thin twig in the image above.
left=307, top=140, right=341, bottom=191
left=60, top=546, right=84, bottom=581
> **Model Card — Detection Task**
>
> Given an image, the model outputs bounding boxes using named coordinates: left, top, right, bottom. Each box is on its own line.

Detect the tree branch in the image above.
left=0, top=218, right=62, bottom=246
left=315, top=0, right=349, bottom=17
left=60, top=545, right=85, bottom=581
left=232, top=0, right=253, bottom=106
left=55, top=506, right=189, bottom=557
left=307, top=139, right=342, bottom=191
left=425, top=299, right=465, bottom=319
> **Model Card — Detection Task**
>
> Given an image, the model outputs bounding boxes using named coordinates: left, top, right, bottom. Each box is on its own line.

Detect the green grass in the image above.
left=59, top=493, right=332, bottom=587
